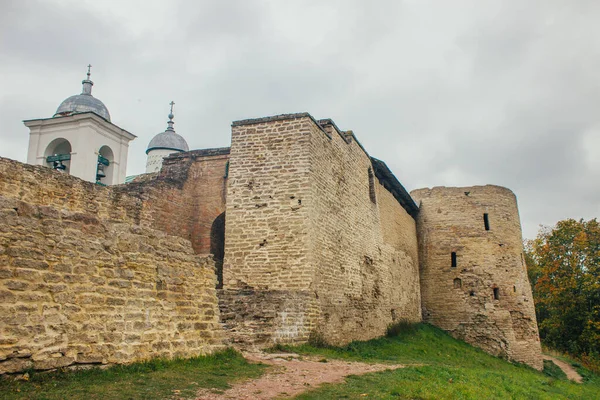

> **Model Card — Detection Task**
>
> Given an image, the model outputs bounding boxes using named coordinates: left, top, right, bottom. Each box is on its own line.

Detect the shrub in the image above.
left=386, top=320, right=419, bottom=337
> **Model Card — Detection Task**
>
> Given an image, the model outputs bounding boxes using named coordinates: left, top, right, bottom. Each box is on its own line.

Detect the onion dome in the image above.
left=54, top=65, right=111, bottom=121
left=146, top=101, right=189, bottom=154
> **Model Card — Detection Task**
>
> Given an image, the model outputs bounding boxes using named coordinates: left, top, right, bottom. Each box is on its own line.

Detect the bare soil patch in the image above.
left=543, top=355, right=583, bottom=383
left=195, top=352, right=405, bottom=399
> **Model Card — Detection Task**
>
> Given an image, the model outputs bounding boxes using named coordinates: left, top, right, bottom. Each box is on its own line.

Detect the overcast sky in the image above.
left=1, top=0, right=598, bottom=238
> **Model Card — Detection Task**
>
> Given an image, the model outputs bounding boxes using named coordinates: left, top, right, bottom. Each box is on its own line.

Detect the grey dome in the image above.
left=146, top=130, right=189, bottom=154
left=147, top=102, right=188, bottom=154
left=54, top=93, right=111, bottom=121
left=54, top=67, right=111, bottom=121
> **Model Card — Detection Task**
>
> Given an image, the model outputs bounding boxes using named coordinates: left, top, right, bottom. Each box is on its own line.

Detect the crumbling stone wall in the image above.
left=411, top=185, right=542, bottom=370
left=0, top=158, right=223, bottom=374
left=221, top=113, right=421, bottom=347
left=308, top=120, right=421, bottom=344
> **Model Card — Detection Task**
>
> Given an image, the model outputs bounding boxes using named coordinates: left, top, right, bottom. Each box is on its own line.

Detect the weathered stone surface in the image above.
left=0, top=157, right=224, bottom=374
left=0, top=112, right=543, bottom=373
left=411, top=185, right=543, bottom=370
left=309, top=120, right=421, bottom=344
left=222, top=115, right=421, bottom=346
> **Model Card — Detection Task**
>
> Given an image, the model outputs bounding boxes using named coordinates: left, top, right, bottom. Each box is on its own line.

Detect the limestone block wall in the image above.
left=0, top=157, right=223, bottom=374
left=222, top=115, right=318, bottom=346
left=221, top=113, right=421, bottom=347
left=308, top=120, right=421, bottom=345
left=411, top=185, right=542, bottom=370
left=224, top=116, right=313, bottom=290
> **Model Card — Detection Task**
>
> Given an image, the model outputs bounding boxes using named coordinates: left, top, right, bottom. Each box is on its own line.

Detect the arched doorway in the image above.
left=210, top=212, right=225, bottom=289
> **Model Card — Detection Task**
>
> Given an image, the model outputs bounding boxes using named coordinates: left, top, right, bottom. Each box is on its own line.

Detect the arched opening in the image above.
left=210, top=212, right=226, bottom=289
left=97, top=145, right=114, bottom=185
left=44, top=138, right=72, bottom=174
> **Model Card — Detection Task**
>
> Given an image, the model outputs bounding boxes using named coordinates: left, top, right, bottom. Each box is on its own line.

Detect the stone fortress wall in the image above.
left=0, top=112, right=543, bottom=373
left=308, top=119, right=421, bottom=344
left=411, top=185, right=542, bottom=370
left=0, top=157, right=224, bottom=374
left=219, top=114, right=421, bottom=347
left=219, top=115, right=319, bottom=346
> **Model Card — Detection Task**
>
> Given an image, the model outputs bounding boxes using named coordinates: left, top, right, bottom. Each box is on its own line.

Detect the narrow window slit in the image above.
left=451, top=252, right=457, bottom=268
left=493, top=287, right=500, bottom=300
left=368, top=167, right=376, bottom=204
left=483, top=213, right=490, bottom=231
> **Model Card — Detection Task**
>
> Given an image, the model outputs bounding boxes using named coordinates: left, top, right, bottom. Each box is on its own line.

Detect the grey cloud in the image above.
left=1, top=0, right=598, bottom=239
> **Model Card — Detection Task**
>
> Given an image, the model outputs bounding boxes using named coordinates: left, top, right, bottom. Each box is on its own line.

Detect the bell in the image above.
left=53, top=160, right=66, bottom=171
left=96, top=163, right=106, bottom=180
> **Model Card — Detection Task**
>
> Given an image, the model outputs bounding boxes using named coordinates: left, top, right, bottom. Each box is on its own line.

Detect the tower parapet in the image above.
left=411, top=185, right=542, bottom=370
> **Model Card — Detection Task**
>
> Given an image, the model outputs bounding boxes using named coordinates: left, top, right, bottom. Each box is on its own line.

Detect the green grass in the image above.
left=542, top=359, right=568, bottom=380
left=279, top=324, right=600, bottom=399
left=3, top=326, right=599, bottom=399
left=0, top=348, right=266, bottom=400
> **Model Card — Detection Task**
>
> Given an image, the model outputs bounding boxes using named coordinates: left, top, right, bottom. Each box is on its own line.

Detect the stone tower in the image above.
left=411, top=185, right=542, bottom=370
left=24, top=65, right=135, bottom=185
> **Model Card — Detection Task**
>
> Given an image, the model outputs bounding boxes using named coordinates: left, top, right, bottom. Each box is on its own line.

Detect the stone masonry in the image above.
left=220, top=114, right=421, bottom=347
left=411, top=185, right=542, bottom=369
left=0, top=158, right=223, bottom=374
left=0, top=112, right=543, bottom=373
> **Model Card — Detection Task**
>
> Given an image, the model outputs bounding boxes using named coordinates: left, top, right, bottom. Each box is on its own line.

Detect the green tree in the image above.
left=525, top=219, right=600, bottom=358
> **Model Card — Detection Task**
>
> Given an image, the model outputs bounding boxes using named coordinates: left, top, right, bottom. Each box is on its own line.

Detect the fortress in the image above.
left=0, top=71, right=542, bottom=374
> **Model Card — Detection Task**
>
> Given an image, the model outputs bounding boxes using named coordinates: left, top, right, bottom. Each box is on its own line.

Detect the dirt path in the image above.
left=543, top=355, right=583, bottom=383
left=195, top=352, right=405, bottom=399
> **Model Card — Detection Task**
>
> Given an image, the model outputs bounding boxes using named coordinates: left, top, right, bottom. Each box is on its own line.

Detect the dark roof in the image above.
left=370, top=157, right=419, bottom=218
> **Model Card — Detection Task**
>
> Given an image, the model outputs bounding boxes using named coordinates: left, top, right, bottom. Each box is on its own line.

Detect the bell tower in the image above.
left=24, top=65, right=136, bottom=185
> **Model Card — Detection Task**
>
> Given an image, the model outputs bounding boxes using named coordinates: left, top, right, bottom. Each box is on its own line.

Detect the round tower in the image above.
left=410, top=185, right=542, bottom=370
left=145, top=101, right=189, bottom=173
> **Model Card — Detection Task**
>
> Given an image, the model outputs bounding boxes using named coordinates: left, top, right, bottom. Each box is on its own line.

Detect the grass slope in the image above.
left=0, top=348, right=266, bottom=400
left=284, top=324, right=600, bottom=399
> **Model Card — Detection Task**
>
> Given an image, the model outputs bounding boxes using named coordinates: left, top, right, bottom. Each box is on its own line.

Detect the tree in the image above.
left=525, top=219, right=600, bottom=358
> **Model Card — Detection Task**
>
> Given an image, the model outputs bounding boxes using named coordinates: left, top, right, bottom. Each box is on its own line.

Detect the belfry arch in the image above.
left=44, top=138, right=72, bottom=173
left=97, top=145, right=115, bottom=185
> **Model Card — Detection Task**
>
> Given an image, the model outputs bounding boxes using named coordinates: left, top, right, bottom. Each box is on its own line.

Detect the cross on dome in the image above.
left=167, top=101, right=175, bottom=131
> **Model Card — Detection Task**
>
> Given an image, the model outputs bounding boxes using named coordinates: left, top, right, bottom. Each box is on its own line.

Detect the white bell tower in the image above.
left=24, top=65, right=136, bottom=185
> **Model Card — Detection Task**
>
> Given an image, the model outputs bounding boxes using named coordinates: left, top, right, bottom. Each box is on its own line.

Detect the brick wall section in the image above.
left=411, top=185, right=542, bottom=370
left=122, top=148, right=229, bottom=256
left=0, top=157, right=223, bottom=374
left=308, top=120, right=421, bottom=345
